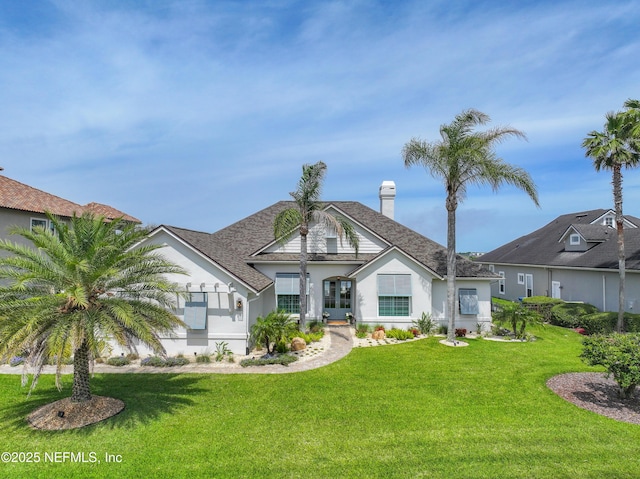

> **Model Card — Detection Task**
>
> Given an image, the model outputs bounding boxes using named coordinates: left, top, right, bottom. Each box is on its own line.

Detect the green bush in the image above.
left=550, top=302, right=599, bottom=328
left=240, top=354, right=298, bottom=367
left=386, top=328, right=415, bottom=340
left=307, top=320, right=325, bottom=333
left=581, top=333, right=640, bottom=399
left=579, top=312, right=640, bottom=335
left=165, top=357, right=190, bottom=367
left=412, top=312, right=436, bottom=335
left=250, top=310, right=298, bottom=355
left=106, top=356, right=131, bottom=367
left=196, top=354, right=212, bottom=363
left=141, top=356, right=166, bottom=367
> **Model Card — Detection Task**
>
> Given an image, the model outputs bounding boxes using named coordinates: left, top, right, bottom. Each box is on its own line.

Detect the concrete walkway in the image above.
left=0, top=326, right=355, bottom=376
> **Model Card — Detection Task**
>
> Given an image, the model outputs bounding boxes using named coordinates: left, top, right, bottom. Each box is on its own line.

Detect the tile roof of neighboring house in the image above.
left=0, top=175, right=140, bottom=223
left=480, top=209, right=640, bottom=270
left=163, top=200, right=495, bottom=293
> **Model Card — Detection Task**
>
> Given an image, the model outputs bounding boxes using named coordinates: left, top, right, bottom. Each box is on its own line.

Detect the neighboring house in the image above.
left=126, top=182, right=497, bottom=356
left=479, top=209, right=640, bottom=312
left=0, top=174, right=140, bottom=246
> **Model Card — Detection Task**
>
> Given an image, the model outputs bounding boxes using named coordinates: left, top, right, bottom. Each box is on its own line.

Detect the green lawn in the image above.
left=1, top=326, right=639, bottom=478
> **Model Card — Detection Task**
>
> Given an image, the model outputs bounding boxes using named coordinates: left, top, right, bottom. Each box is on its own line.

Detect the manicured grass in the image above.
left=1, top=326, right=640, bottom=478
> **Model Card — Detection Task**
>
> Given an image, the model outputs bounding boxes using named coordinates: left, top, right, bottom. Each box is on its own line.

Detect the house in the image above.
left=478, top=209, right=640, bottom=312
left=0, top=174, right=140, bottom=245
left=125, top=182, right=497, bottom=356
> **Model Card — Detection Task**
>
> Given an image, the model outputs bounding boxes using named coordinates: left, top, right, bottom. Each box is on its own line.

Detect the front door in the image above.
left=323, top=279, right=353, bottom=321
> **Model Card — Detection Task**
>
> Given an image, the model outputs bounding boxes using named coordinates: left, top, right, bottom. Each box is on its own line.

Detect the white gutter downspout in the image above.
left=602, top=275, right=606, bottom=311
left=246, top=293, right=261, bottom=355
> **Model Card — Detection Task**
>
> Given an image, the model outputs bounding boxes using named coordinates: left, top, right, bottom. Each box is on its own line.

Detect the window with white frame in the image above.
left=275, top=273, right=309, bottom=314
left=30, top=217, right=56, bottom=233
left=377, top=274, right=411, bottom=316
left=517, top=273, right=525, bottom=285
left=498, top=271, right=505, bottom=295
left=184, top=292, right=207, bottom=330
left=569, top=234, right=581, bottom=245
left=459, top=288, right=479, bottom=315
left=488, top=264, right=495, bottom=273
left=604, top=217, right=614, bottom=227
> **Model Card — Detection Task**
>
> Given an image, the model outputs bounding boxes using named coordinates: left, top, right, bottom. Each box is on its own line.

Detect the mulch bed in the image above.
left=27, top=396, right=125, bottom=430
left=547, top=372, right=640, bottom=425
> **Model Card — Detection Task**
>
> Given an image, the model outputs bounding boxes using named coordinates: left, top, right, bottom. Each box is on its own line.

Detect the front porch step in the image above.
left=326, top=320, right=350, bottom=327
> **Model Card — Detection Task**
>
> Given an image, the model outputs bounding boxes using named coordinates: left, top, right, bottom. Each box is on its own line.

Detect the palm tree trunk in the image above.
left=614, top=165, right=625, bottom=333
left=446, top=197, right=457, bottom=343
left=71, top=339, right=92, bottom=403
left=299, top=230, right=308, bottom=330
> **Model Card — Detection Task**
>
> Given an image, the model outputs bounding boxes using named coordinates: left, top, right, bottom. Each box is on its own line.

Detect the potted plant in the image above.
left=322, top=311, right=330, bottom=322
left=345, top=312, right=354, bottom=324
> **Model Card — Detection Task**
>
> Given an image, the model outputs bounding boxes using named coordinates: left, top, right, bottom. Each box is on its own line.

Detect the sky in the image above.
left=0, top=0, right=639, bottom=252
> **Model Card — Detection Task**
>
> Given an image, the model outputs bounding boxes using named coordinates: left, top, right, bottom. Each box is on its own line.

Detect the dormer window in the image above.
left=569, top=234, right=581, bottom=245
left=604, top=217, right=613, bottom=227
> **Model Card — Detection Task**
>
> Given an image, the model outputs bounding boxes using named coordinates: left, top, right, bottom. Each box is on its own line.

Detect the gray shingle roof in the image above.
left=480, top=209, right=640, bottom=270
left=162, top=200, right=495, bottom=292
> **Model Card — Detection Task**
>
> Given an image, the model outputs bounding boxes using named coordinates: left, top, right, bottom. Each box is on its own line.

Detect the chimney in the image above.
left=379, top=181, right=396, bottom=219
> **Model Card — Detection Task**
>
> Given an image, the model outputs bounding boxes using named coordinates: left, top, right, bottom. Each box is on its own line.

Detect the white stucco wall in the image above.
left=351, top=249, right=435, bottom=329
left=114, top=230, right=251, bottom=356
left=432, top=279, right=492, bottom=333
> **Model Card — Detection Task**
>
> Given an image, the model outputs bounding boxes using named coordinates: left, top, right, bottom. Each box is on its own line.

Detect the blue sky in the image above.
left=1, top=0, right=639, bottom=252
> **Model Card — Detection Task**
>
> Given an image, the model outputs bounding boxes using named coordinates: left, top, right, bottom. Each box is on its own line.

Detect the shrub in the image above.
left=9, top=356, right=24, bottom=367
left=165, top=357, right=190, bottom=367
left=307, top=320, right=325, bottom=333
left=455, top=328, right=467, bottom=337
left=386, top=328, right=414, bottom=340
left=275, top=340, right=289, bottom=354
left=374, top=325, right=385, bottom=332
left=408, top=327, right=420, bottom=337
left=578, top=312, right=640, bottom=335
left=126, top=352, right=140, bottom=361
left=196, top=354, right=212, bottom=363
left=437, top=325, right=448, bottom=335
left=215, top=341, right=233, bottom=362
left=550, top=302, right=599, bottom=328
left=240, top=354, right=298, bottom=367
left=581, top=333, right=640, bottom=399
left=141, top=356, right=166, bottom=367
left=106, top=356, right=131, bottom=367
left=412, top=312, right=436, bottom=335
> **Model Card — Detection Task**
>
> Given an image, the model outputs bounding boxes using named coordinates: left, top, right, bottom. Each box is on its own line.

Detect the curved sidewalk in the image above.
left=0, top=326, right=354, bottom=376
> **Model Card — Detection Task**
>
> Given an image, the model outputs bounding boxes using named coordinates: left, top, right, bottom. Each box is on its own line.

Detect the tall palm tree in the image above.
left=273, top=161, right=359, bottom=329
left=583, top=99, right=640, bottom=332
left=0, top=212, right=187, bottom=402
left=403, top=109, right=539, bottom=343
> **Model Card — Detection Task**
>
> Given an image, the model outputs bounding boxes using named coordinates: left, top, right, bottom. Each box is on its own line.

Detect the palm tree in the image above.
left=0, top=212, right=187, bottom=403
left=273, top=161, right=359, bottom=329
left=583, top=99, right=640, bottom=332
left=403, top=109, right=539, bottom=344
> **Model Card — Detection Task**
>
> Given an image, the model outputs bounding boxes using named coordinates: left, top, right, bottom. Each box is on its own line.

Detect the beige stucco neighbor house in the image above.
left=0, top=174, right=140, bottom=246
left=128, top=182, right=497, bottom=356
left=479, top=209, right=640, bottom=312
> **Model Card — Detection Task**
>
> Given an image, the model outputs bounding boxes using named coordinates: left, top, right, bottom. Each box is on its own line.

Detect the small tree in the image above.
left=493, top=302, right=542, bottom=339
left=250, top=310, right=298, bottom=355
left=581, top=333, right=640, bottom=400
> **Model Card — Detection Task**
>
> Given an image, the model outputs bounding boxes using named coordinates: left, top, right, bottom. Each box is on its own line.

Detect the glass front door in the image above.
left=323, top=279, right=352, bottom=321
